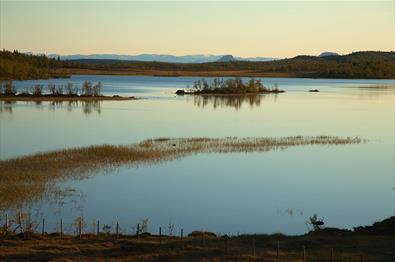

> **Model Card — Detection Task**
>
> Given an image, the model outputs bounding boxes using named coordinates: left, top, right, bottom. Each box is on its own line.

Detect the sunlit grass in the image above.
left=0, top=136, right=364, bottom=210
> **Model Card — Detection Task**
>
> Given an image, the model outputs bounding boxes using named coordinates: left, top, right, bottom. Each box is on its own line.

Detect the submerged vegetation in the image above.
left=178, top=78, right=284, bottom=95
left=0, top=136, right=364, bottom=210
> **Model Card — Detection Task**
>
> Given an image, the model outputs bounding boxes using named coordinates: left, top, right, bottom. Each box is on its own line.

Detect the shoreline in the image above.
left=2, top=70, right=395, bottom=81
left=1, top=217, right=393, bottom=261
left=55, top=68, right=395, bottom=79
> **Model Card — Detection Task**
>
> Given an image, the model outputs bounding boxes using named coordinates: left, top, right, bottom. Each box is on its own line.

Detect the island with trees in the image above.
left=176, top=78, right=284, bottom=95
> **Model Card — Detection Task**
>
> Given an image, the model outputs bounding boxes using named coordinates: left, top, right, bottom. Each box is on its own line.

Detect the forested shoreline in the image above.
left=1, top=50, right=394, bottom=80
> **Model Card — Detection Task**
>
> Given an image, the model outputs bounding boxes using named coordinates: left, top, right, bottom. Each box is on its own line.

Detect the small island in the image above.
left=0, top=80, right=136, bottom=101
left=176, top=77, right=284, bottom=95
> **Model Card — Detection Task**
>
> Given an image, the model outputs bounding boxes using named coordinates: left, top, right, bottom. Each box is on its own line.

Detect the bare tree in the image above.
left=92, top=81, right=102, bottom=96
left=55, top=85, right=64, bottom=95
left=81, top=81, right=93, bottom=96
left=31, top=84, right=44, bottom=96
left=1, top=81, right=16, bottom=95
left=65, top=83, right=78, bottom=96
left=48, top=83, right=56, bottom=95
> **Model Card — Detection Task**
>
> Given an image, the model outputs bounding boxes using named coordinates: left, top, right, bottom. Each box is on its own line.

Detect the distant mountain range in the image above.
left=217, top=55, right=237, bottom=62
left=45, top=53, right=276, bottom=63
left=319, top=52, right=340, bottom=57
left=30, top=52, right=345, bottom=63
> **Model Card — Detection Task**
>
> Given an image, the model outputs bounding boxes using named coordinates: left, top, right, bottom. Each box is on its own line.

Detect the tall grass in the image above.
left=0, top=136, right=364, bottom=210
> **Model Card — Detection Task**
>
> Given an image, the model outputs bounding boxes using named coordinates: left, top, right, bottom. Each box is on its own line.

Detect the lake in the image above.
left=0, top=75, right=394, bottom=235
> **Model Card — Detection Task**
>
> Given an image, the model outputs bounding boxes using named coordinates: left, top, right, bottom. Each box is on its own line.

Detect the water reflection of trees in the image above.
left=0, top=100, right=101, bottom=115
left=192, top=94, right=277, bottom=110
left=0, top=101, right=15, bottom=114
left=48, top=100, right=101, bottom=115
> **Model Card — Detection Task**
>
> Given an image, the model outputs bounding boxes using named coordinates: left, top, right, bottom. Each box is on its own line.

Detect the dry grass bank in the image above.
left=0, top=229, right=393, bottom=261
left=53, top=68, right=299, bottom=78
left=0, top=136, right=363, bottom=210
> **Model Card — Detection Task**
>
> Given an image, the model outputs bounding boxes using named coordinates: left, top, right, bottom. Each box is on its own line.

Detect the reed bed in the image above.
left=0, top=136, right=364, bottom=210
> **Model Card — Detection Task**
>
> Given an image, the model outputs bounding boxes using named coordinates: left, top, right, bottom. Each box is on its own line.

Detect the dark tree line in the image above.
left=1, top=49, right=394, bottom=80
left=63, top=51, right=395, bottom=79
left=0, top=50, right=68, bottom=80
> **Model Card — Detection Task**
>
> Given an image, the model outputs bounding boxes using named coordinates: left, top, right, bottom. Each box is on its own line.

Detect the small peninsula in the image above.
left=0, top=80, right=136, bottom=101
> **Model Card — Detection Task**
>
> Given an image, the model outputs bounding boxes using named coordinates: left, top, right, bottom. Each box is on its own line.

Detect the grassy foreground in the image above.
left=0, top=217, right=394, bottom=261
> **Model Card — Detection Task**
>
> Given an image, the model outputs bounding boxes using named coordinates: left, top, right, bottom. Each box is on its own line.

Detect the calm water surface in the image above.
left=1, top=75, right=394, bottom=235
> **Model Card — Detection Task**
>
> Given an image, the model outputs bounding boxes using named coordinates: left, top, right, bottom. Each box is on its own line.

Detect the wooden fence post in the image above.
left=330, top=248, right=334, bottom=262
left=277, top=240, right=280, bottom=260
left=97, top=220, right=100, bottom=236
left=136, top=223, right=140, bottom=239
left=5, top=214, right=8, bottom=233
left=159, top=226, right=162, bottom=244
left=42, top=218, right=45, bottom=237
left=60, top=218, right=63, bottom=239
left=79, top=218, right=82, bottom=239
left=252, top=237, right=256, bottom=258
left=181, top=228, right=184, bottom=249
left=116, top=221, right=119, bottom=240
left=303, top=245, right=306, bottom=262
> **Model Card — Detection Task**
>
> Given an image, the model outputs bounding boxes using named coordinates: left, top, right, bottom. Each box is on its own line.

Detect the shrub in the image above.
left=92, top=81, right=102, bottom=96
left=81, top=81, right=93, bottom=96
left=190, top=78, right=270, bottom=93
left=1, top=81, right=16, bottom=95
left=65, top=83, right=78, bottom=96
left=55, top=85, right=63, bottom=95
left=31, top=84, right=44, bottom=96
left=48, top=83, right=56, bottom=95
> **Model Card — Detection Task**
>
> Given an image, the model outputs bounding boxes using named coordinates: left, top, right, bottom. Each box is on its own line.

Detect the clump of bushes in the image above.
left=65, top=83, right=78, bottom=96
left=81, top=81, right=102, bottom=96
left=0, top=81, right=102, bottom=96
left=189, top=77, right=284, bottom=94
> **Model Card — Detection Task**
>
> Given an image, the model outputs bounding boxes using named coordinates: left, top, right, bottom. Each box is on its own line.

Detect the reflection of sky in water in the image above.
left=1, top=76, right=394, bottom=235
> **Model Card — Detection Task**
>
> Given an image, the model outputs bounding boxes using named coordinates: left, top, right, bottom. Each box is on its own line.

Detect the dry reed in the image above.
left=0, top=136, right=364, bottom=210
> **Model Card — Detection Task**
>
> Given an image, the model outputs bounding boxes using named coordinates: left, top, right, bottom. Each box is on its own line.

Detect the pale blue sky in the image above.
left=0, top=1, right=393, bottom=57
